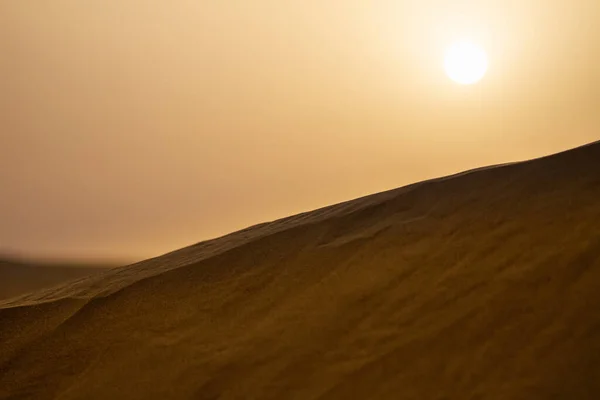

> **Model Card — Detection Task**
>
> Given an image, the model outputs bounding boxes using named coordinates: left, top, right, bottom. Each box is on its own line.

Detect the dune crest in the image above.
left=0, top=259, right=111, bottom=301
left=1, top=141, right=599, bottom=399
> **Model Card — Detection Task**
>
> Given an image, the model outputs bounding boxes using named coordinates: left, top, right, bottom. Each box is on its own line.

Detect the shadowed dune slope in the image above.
left=0, top=259, right=111, bottom=300
left=1, top=141, right=599, bottom=399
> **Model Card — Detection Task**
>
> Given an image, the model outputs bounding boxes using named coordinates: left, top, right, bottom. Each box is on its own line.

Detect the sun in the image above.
left=444, top=41, right=488, bottom=85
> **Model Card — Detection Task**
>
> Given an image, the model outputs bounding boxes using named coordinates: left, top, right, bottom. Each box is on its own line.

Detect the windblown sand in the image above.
left=1, top=142, right=599, bottom=399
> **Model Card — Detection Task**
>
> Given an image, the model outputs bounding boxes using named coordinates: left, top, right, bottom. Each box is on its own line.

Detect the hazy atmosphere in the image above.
left=2, top=0, right=599, bottom=261
left=2, top=3, right=600, bottom=399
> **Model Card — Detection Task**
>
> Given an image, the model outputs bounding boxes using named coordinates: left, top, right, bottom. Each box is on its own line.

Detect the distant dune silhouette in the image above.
left=0, top=258, right=112, bottom=300
left=1, top=141, right=599, bottom=399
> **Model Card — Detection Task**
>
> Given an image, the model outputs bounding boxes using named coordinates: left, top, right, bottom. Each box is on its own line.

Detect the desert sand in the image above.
left=0, top=259, right=110, bottom=301
left=1, top=141, right=599, bottom=399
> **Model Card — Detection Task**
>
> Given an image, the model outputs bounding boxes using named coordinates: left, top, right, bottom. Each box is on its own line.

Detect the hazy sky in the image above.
left=1, top=1, right=599, bottom=261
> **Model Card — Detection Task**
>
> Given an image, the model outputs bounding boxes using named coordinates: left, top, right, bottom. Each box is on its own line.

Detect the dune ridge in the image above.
left=0, top=140, right=599, bottom=399
left=0, top=259, right=112, bottom=301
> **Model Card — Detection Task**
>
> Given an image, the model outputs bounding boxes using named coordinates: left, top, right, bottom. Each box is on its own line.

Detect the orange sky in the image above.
left=1, top=1, right=599, bottom=261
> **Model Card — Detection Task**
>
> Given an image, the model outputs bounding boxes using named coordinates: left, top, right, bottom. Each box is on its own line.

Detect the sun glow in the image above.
left=444, top=41, right=488, bottom=85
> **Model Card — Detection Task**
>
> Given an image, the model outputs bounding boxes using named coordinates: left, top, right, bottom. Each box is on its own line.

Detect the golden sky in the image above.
left=1, top=1, right=599, bottom=261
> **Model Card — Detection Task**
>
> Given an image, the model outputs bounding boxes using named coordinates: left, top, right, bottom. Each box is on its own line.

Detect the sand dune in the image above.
left=0, top=259, right=111, bottom=301
left=1, top=141, right=599, bottom=399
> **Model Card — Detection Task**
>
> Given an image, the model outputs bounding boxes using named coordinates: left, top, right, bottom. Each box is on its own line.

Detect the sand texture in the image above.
left=1, top=141, right=599, bottom=399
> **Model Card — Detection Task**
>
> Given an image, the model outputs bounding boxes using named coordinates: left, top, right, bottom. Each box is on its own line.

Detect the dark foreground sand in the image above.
left=1, top=141, right=599, bottom=399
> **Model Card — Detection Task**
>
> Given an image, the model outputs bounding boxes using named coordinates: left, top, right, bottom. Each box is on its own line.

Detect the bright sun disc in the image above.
left=444, top=41, right=488, bottom=85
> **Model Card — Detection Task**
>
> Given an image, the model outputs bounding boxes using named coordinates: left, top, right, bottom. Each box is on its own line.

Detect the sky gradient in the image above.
left=2, top=0, right=599, bottom=261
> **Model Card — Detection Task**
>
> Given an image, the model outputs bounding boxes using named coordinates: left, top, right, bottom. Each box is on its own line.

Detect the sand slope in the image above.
left=1, top=141, right=599, bottom=399
left=0, top=259, right=110, bottom=301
